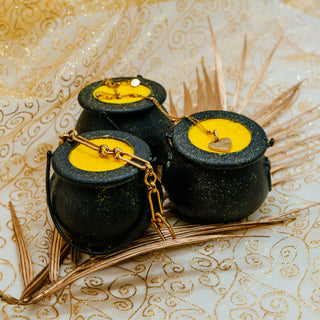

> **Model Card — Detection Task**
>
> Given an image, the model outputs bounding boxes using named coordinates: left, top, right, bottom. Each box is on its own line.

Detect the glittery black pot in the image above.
left=76, top=76, right=174, bottom=162
left=47, top=130, right=152, bottom=255
left=162, top=110, right=272, bottom=223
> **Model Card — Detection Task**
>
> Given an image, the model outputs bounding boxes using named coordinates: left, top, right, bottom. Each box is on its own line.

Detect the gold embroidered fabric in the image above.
left=1, top=0, right=320, bottom=318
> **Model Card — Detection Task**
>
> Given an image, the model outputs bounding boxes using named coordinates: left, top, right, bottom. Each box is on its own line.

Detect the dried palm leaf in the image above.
left=266, top=132, right=320, bottom=158
left=261, top=202, right=319, bottom=220
left=267, top=105, right=320, bottom=139
left=230, top=33, right=247, bottom=111
left=272, top=114, right=320, bottom=141
left=21, top=234, right=267, bottom=305
left=49, top=228, right=63, bottom=283
left=269, top=144, right=318, bottom=164
left=8, top=202, right=33, bottom=288
left=272, top=171, right=306, bottom=186
left=201, top=57, right=217, bottom=108
left=183, top=81, right=193, bottom=115
left=20, top=244, right=70, bottom=301
left=236, top=37, right=282, bottom=114
left=2, top=200, right=318, bottom=305
left=271, top=157, right=311, bottom=174
left=196, top=67, right=206, bottom=111
left=71, top=246, right=81, bottom=266
left=251, top=81, right=302, bottom=123
left=207, top=16, right=227, bottom=109
left=255, top=84, right=300, bottom=127
left=168, top=90, right=179, bottom=119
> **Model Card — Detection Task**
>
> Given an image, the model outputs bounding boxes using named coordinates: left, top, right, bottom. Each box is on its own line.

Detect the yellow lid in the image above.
left=93, top=81, right=151, bottom=104
left=188, top=118, right=251, bottom=153
left=69, top=137, right=134, bottom=172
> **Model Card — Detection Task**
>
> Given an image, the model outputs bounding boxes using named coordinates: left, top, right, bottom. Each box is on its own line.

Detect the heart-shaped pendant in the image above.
left=208, top=137, right=232, bottom=152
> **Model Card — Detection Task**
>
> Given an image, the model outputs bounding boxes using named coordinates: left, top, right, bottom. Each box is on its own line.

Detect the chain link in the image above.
left=94, top=79, right=219, bottom=139
left=60, top=130, right=176, bottom=241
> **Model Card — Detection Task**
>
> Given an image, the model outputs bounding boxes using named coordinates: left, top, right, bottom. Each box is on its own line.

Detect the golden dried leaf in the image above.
left=237, top=37, right=282, bottom=114
left=9, top=202, right=33, bottom=288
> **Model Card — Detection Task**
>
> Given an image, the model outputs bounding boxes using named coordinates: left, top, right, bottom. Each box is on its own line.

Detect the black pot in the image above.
left=162, top=110, right=272, bottom=223
left=76, top=76, right=174, bottom=162
left=46, top=130, right=152, bottom=255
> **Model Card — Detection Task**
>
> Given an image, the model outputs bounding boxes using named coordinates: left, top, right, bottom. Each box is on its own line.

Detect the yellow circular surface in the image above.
left=69, top=137, right=134, bottom=172
left=188, top=118, right=252, bottom=153
left=93, top=81, right=151, bottom=104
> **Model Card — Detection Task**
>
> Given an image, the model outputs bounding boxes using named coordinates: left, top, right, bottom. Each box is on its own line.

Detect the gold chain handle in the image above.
left=60, top=130, right=176, bottom=241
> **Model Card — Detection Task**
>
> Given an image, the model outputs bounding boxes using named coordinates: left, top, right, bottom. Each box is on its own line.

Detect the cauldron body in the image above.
left=76, top=76, right=174, bottom=162
left=48, top=130, right=151, bottom=254
left=162, top=110, right=272, bottom=223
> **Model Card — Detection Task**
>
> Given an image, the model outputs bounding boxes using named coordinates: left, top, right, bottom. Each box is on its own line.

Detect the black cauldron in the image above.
left=46, top=130, right=152, bottom=255
left=75, top=76, right=174, bottom=162
left=162, top=110, right=272, bottom=223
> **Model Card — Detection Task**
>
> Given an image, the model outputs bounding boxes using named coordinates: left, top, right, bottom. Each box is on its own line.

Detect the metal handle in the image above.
left=264, top=156, right=272, bottom=191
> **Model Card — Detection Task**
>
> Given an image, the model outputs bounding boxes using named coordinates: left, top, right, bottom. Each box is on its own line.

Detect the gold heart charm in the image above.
left=208, top=137, right=232, bottom=152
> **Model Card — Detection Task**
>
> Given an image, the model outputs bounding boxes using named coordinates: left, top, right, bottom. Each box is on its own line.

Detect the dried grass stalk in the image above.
left=49, top=228, right=63, bottom=283
left=8, top=202, right=33, bottom=288
left=237, top=37, right=282, bottom=114
left=207, top=16, right=227, bottom=109
left=230, top=34, right=247, bottom=111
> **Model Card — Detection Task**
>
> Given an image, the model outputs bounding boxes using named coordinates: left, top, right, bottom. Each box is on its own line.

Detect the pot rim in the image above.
left=171, top=110, right=269, bottom=169
left=51, top=130, right=151, bottom=187
left=78, top=76, right=167, bottom=115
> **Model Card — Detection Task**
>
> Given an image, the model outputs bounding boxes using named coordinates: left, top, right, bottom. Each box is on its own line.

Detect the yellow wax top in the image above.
left=93, top=81, right=151, bottom=104
left=69, top=137, right=134, bottom=172
left=188, top=118, right=251, bottom=153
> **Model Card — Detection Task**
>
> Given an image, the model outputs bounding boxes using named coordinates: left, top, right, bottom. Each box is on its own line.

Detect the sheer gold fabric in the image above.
left=1, top=0, right=320, bottom=318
